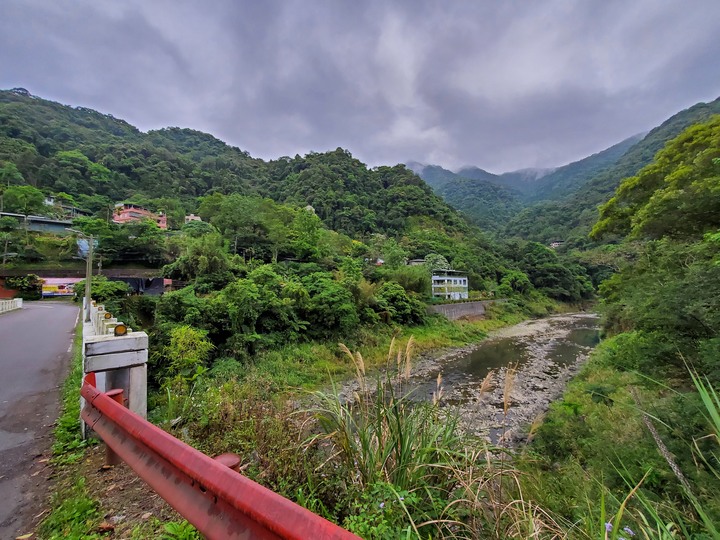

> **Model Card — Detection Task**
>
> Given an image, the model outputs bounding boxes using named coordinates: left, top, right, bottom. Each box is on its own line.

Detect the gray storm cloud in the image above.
left=1, top=0, right=719, bottom=172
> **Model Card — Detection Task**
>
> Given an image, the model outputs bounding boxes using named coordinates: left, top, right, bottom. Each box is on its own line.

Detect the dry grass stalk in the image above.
left=526, top=413, right=545, bottom=444
left=479, top=369, right=495, bottom=396
left=432, top=372, right=444, bottom=405
left=503, top=365, right=517, bottom=415
left=404, top=336, right=415, bottom=381
left=339, top=342, right=366, bottom=394
left=386, top=336, right=396, bottom=367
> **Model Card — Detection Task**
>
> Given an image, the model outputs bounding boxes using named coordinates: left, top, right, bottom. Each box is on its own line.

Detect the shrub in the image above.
left=374, top=281, right=426, bottom=325
left=6, top=273, right=42, bottom=299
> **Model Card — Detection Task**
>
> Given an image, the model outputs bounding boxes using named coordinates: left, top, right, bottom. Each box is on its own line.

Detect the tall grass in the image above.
left=592, top=369, right=720, bottom=540
left=306, top=340, right=566, bottom=539
left=308, top=341, right=460, bottom=492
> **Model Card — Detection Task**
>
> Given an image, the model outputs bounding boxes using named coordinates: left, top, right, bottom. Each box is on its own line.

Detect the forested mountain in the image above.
left=494, top=167, right=555, bottom=193
left=408, top=163, right=475, bottom=190
left=505, top=97, right=720, bottom=244
left=0, top=89, right=461, bottom=238
left=454, top=165, right=501, bottom=184
left=431, top=177, right=522, bottom=232
left=411, top=135, right=640, bottom=232
left=0, top=88, right=599, bottom=304
left=0, top=88, right=267, bottom=207
left=522, top=134, right=643, bottom=203
left=411, top=98, right=719, bottom=244
left=408, top=163, right=523, bottom=232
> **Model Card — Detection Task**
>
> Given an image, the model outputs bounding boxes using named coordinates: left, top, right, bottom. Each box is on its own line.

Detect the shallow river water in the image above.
left=408, top=313, right=600, bottom=443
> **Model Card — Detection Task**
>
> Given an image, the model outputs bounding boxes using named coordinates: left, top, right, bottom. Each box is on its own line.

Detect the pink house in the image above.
left=113, top=204, right=167, bottom=229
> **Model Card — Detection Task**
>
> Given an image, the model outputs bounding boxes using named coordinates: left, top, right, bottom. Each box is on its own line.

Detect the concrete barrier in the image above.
left=81, top=298, right=148, bottom=437
left=0, top=298, right=23, bottom=314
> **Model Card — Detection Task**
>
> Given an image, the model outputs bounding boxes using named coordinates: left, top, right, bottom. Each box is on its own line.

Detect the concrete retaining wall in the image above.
left=427, top=300, right=497, bottom=320
left=0, top=298, right=23, bottom=314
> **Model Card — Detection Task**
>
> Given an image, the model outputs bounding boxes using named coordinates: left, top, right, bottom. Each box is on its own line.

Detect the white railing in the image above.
left=0, top=298, right=23, bottom=314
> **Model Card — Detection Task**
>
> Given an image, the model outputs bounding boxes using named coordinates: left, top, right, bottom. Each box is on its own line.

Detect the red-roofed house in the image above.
left=113, top=204, right=167, bottom=229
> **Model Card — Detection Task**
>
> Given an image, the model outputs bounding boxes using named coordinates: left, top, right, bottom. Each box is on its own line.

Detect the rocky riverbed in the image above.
left=339, top=313, right=600, bottom=445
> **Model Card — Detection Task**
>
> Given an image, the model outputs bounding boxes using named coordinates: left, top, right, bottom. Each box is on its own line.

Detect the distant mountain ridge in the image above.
left=409, top=133, right=643, bottom=231
left=522, top=133, right=644, bottom=202
left=411, top=132, right=643, bottom=204
left=505, top=96, right=720, bottom=243
left=410, top=95, right=720, bottom=241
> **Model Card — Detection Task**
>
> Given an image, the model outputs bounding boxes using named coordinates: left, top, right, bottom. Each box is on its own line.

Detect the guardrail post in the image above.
left=105, top=388, right=125, bottom=466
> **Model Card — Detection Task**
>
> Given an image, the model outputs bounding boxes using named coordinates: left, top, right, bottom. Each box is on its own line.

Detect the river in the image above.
left=407, top=313, right=600, bottom=443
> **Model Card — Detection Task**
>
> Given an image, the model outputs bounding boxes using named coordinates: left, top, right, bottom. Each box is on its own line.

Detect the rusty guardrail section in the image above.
left=81, top=376, right=361, bottom=540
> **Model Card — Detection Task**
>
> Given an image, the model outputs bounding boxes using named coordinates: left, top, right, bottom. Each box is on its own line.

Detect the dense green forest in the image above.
left=413, top=134, right=642, bottom=232
left=505, top=97, right=720, bottom=244
left=0, top=88, right=596, bottom=303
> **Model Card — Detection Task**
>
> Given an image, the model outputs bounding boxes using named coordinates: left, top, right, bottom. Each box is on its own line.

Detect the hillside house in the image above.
left=431, top=270, right=469, bottom=300
left=113, top=204, right=167, bottom=229
left=43, top=196, right=92, bottom=219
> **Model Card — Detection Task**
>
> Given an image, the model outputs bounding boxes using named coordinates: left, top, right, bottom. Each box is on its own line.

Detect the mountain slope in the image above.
left=410, top=163, right=522, bottom=231
left=411, top=134, right=640, bottom=232
left=434, top=178, right=523, bottom=232
left=454, top=165, right=501, bottom=184
left=495, top=168, right=555, bottom=194
left=525, top=133, right=643, bottom=202
left=505, top=96, right=720, bottom=243
left=0, top=89, right=471, bottom=240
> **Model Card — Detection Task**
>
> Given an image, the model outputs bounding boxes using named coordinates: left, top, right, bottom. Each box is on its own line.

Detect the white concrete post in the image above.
left=81, top=300, right=148, bottom=438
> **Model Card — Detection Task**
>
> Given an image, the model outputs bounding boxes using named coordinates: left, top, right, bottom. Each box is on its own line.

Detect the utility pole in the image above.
left=67, top=228, right=94, bottom=322
left=85, top=234, right=93, bottom=322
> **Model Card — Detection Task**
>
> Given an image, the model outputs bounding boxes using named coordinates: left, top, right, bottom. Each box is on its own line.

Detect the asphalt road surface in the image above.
left=0, top=300, right=79, bottom=538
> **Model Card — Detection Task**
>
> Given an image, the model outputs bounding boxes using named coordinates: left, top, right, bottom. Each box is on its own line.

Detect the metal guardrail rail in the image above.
left=81, top=376, right=360, bottom=540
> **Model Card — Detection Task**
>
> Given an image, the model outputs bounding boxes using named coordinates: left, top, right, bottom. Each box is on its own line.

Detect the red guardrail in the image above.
left=81, top=377, right=361, bottom=540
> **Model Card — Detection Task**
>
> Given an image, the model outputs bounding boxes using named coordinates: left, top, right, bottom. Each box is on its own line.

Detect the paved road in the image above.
left=0, top=301, right=79, bottom=538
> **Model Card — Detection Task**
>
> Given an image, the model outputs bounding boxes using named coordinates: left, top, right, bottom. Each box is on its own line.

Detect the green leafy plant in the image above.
left=161, top=520, right=201, bottom=540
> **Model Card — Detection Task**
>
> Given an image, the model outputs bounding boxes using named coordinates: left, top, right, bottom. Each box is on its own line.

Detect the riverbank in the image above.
left=339, top=313, right=600, bottom=445
left=450, top=313, right=600, bottom=444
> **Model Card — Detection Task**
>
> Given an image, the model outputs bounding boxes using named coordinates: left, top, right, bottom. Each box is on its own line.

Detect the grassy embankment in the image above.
left=519, top=333, right=720, bottom=539
left=38, top=321, right=195, bottom=539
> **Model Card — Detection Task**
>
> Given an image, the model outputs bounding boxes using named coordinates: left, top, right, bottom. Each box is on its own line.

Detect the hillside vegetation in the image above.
left=11, top=87, right=719, bottom=538
left=523, top=116, right=720, bottom=537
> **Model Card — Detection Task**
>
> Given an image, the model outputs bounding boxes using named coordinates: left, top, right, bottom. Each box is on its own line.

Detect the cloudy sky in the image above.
left=2, top=1, right=720, bottom=172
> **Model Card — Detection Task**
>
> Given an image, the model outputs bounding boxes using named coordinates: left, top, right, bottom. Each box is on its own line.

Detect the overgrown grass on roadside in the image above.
left=51, top=320, right=94, bottom=464
left=38, top=477, right=102, bottom=540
